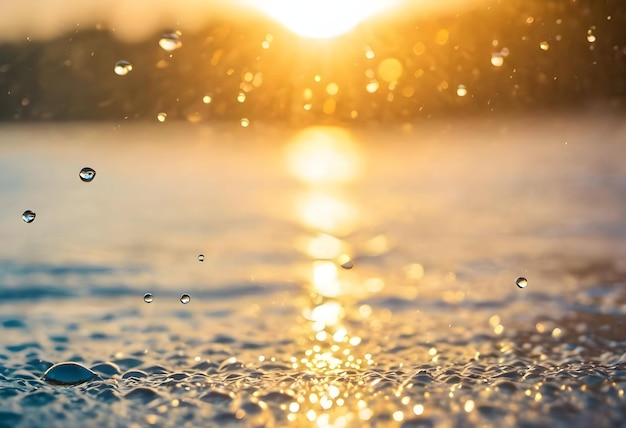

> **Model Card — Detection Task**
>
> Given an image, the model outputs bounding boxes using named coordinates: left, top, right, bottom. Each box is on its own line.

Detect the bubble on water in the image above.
left=157, top=112, right=167, bottom=122
left=338, top=254, right=353, bottom=270
left=198, top=254, right=205, bottom=262
left=491, top=53, right=504, bottom=67
left=456, top=84, right=468, bottom=97
left=42, top=362, right=99, bottom=386
left=180, top=294, right=191, bottom=304
left=22, top=210, right=36, bottom=223
left=143, top=293, right=154, bottom=303
left=515, top=277, right=528, bottom=289
left=114, top=60, right=132, bottom=76
left=158, top=32, right=182, bottom=52
left=539, top=41, right=550, bottom=51
left=79, top=167, right=96, bottom=182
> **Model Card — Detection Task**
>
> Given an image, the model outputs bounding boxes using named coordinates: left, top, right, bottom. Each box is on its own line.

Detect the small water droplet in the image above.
left=198, top=254, right=205, bottom=262
left=158, top=32, right=182, bottom=52
left=539, top=41, right=550, bottom=51
left=143, top=293, right=154, bottom=303
left=491, top=53, right=504, bottom=67
left=240, top=118, right=250, bottom=128
left=157, top=112, right=167, bottom=122
left=338, top=254, right=353, bottom=270
left=456, top=84, right=468, bottom=97
left=180, top=293, right=191, bottom=304
left=114, top=60, right=132, bottom=76
left=515, top=277, right=528, bottom=289
left=22, top=210, right=36, bottom=223
left=79, top=167, right=96, bottom=182
left=500, top=47, right=510, bottom=57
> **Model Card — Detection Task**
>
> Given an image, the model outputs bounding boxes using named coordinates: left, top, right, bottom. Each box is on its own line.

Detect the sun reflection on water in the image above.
left=285, top=126, right=385, bottom=426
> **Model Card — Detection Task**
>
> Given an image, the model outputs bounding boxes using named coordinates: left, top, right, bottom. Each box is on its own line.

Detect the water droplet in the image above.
left=143, top=293, right=154, bottom=303
left=500, top=47, right=510, bottom=57
left=338, top=254, right=353, bottom=270
left=22, top=210, right=36, bottom=223
left=42, top=362, right=99, bottom=386
left=539, top=41, right=550, bottom=51
left=515, top=277, right=528, bottom=289
left=114, top=60, right=132, bottom=76
left=491, top=53, right=504, bottom=67
left=157, top=112, right=167, bottom=122
left=240, top=118, right=250, bottom=128
left=198, top=254, right=205, bottom=262
left=79, top=167, right=96, bottom=182
left=158, top=32, right=182, bottom=52
left=456, top=84, right=468, bottom=97
left=180, top=294, right=191, bottom=304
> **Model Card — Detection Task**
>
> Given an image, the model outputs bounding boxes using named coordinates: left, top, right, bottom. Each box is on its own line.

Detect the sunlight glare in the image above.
left=245, top=0, right=400, bottom=39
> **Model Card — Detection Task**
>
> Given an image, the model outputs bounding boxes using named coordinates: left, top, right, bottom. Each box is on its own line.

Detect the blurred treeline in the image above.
left=0, top=0, right=624, bottom=123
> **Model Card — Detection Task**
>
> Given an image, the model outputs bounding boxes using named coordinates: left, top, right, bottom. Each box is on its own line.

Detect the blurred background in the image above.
left=0, top=0, right=624, bottom=123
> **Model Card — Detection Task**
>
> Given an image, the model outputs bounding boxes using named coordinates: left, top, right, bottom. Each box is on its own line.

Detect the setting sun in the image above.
left=244, top=0, right=400, bottom=39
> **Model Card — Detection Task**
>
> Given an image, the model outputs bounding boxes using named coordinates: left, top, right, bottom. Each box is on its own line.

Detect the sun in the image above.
left=245, top=0, right=399, bottom=39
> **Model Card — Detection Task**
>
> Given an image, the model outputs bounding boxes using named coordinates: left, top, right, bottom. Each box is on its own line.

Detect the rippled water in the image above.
left=1, top=115, right=625, bottom=427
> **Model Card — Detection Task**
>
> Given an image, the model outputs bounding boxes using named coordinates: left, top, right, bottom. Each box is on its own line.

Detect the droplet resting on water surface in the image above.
left=22, top=210, right=36, bottom=223
left=42, top=362, right=99, bottom=386
left=198, top=254, right=205, bottom=262
left=180, top=294, right=191, bottom=304
left=79, top=167, right=96, bottom=182
left=113, top=60, right=132, bottom=76
left=516, top=277, right=528, bottom=288
left=143, top=293, right=154, bottom=303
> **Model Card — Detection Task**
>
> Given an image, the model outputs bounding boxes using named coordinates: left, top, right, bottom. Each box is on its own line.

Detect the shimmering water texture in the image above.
left=1, top=117, right=626, bottom=427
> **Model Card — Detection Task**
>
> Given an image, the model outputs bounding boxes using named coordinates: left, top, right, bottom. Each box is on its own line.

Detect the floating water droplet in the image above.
left=515, top=277, right=528, bottom=289
left=158, top=32, right=182, bottom=52
left=143, top=293, right=154, bottom=303
left=157, top=112, right=167, bottom=122
left=491, top=53, right=504, bottom=67
left=240, top=118, right=250, bottom=128
left=180, top=293, right=191, bottom=304
left=338, top=254, right=353, bottom=270
left=539, top=41, right=550, bottom=51
left=198, top=254, right=205, bottom=262
left=22, top=210, right=36, bottom=223
left=456, top=84, right=468, bottom=97
left=42, top=362, right=99, bottom=386
left=500, top=47, right=510, bottom=57
left=114, top=60, right=132, bottom=76
left=79, top=167, right=96, bottom=182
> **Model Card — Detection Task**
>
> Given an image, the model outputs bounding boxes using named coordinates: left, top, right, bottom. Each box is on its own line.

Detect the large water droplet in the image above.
left=22, top=210, right=36, bottom=223
left=158, top=32, right=182, bottom=52
left=157, top=112, right=167, bottom=122
left=143, top=293, right=154, bottom=303
left=539, top=41, right=550, bottom=51
left=180, top=294, right=191, bottom=304
left=198, top=254, right=205, bottom=262
left=42, top=362, right=99, bottom=386
left=515, top=277, right=528, bottom=289
left=456, top=84, right=468, bottom=97
left=114, top=60, right=133, bottom=76
left=79, top=167, right=96, bottom=182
